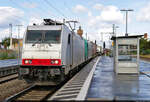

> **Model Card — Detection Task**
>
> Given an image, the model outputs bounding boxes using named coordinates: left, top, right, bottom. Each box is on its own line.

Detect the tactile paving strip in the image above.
left=48, top=57, right=100, bottom=101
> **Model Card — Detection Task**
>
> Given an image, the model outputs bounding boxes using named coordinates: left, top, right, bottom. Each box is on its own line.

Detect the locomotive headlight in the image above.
left=28, top=60, right=32, bottom=64
left=25, top=60, right=29, bottom=64
left=51, top=60, right=55, bottom=64
left=51, top=60, right=59, bottom=64
left=24, top=60, right=32, bottom=64
left=55, top=60, right=59, bottom=64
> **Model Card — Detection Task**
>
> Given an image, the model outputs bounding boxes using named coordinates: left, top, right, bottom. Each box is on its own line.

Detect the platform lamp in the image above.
left=120, top=9, right=134, bottom=36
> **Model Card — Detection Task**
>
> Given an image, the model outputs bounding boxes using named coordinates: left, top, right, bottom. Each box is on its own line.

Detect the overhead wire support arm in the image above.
left=66, top=20, right=79, bottom=32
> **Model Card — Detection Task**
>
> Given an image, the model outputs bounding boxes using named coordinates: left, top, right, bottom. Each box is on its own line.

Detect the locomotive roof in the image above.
left=27, top=25, right=62, bottom=30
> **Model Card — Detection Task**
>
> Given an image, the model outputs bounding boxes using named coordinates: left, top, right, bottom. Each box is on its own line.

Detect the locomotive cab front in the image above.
left=20, top=25, right=65, bottom=85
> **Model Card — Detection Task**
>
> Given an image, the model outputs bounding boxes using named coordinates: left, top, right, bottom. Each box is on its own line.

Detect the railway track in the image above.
left=5, top=85, right=58, bottom=102
left=0, top=65, right=19, bottom=78
left=4, top=57, right=98, bottom=102
left=0, top=74, right=18, bottom=84
left=4, top=61, right=91, bottom=102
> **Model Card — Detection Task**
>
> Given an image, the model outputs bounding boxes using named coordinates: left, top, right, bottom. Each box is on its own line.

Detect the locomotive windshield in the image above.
left=26, top=30, right=61, bottom=43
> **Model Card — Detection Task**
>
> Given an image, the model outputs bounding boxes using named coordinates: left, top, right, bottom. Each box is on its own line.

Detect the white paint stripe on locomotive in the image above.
left=27, top=25, right=62, bottom=30
left=76, top=56, right=101, bottom=100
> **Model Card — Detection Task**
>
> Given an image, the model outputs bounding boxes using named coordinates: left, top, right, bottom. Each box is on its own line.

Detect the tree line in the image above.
left=1, top=37, right=150, bottom=55
left=140, top=38, right=150, bottom=55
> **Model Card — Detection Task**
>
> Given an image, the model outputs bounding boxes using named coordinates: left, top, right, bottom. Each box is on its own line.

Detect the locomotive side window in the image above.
left=26, top=30, right=42, bottom=43
left=44, top=30, right=61, bottom=43
left=68, top=34, right=71, bottom=44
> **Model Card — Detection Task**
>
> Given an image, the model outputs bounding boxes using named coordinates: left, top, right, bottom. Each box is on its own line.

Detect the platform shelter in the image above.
left=111, top=35, right=143, bottom=74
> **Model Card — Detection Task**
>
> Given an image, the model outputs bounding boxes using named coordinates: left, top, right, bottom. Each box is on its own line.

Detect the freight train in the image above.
left=19, top=19, right=97, bottom=85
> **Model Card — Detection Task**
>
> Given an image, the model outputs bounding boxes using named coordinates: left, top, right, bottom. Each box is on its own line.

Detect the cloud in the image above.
left=0, top=7, right=24, bottom=29
left=91, top=4, right=123, bottom=24
left=0, top=7, right=24, bottom=41
left=137, top=2, right=150, bottom=22
left=88, top=11, right=92, bottom=17
left=93, top=3, right=104, bottom=10
left=80, top=4, right=124, bottom=45
left=73, top=4, right=88, bottom=13
left=88, top=6, right=123, bottom=31
left=22, top=2, right=37, bottom=8
left=0, top=28, right=9, bottom=41
left=100, top=6, right=123, bottom=24
left=87, top=4, right=123, bottom=35
left=73, top=3, right=123, bottom=41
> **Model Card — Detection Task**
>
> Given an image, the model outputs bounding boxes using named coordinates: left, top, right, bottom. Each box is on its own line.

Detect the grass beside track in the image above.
left=140, top=55, right=150, bottom=62
left=0, top=49, right=17, bottom=60
left=140, top=55, right=150, bottom=58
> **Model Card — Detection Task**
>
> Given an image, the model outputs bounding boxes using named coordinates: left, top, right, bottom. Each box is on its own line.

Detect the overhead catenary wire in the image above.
left=28, top=0, right=58, bottom=19
left=9, top=0, right=30, bottom=21
left=63, top=1, right=78, bottom=20
left=9, top=0, right=26, bottom=10
left=9, top=0, right=41, bottom=21
left=9, top=0, right=80, bottom=27
left=10, top=0, right=39, bottom=18
left=60, top=0, right=80, bottom=31
left=48, top=0, right=79, bottom=23
left=9, top=0, right=57, bottom=29
left=10, top=0, right=77, bottom=23
left=43, top=0, right=68, bottom=19
left=64, top=1, right=75, bottom=16
left=10, top=0, right=48, bottom=20
left=38, top=0, right=59, bottom=19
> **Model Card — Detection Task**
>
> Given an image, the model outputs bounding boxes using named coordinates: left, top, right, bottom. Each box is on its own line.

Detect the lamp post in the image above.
left=16, top=25, right=23, bottom=65
left=112, top=24, right=119, bottom=37
left=120, top=9, right=133, bottom=36
left=9, top=24, right=12, bottom=49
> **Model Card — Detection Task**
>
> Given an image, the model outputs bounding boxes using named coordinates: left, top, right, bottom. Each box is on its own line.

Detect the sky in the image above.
left=0, top=0, right=150, bottom=47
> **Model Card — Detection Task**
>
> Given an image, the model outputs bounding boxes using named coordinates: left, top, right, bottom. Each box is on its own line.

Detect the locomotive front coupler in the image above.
left=38, top=69, right=49, bottom=81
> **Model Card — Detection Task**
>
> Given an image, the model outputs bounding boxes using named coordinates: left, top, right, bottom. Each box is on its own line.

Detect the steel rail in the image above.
left=0, top=74, right=18, bottom=84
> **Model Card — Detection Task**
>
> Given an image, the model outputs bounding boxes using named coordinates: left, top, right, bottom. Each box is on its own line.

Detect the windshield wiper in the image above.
left=45, top=42, right=52, bottom=47
left=32, top=38, right=41, bottom=46
left=48, top=43, right=52, bottom=47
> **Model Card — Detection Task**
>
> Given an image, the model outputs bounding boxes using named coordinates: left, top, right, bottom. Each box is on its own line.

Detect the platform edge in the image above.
left=76, top=56, right=101, bottom=100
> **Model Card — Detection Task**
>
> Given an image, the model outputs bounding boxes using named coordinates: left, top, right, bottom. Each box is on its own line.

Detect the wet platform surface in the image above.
left=87, top=56, right=150, bottom=101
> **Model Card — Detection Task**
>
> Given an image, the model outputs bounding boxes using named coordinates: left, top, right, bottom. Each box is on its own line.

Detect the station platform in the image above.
left=48, top=57, right=100, bottom=101
left=86, top=56, right=150, bottom=101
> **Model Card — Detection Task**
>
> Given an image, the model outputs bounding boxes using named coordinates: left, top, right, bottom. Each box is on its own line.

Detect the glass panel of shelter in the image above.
left=118, top=44, right=137, bottom=62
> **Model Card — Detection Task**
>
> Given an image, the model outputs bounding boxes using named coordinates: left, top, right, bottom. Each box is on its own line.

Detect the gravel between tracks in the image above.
left=0, top=79, right=31, bottom=101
